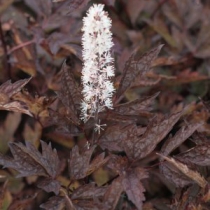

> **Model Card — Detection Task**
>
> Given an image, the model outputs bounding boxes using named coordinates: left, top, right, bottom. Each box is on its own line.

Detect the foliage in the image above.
left=0, top=0, right=210, bottom=209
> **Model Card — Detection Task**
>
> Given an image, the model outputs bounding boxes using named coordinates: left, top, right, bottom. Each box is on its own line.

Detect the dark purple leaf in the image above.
left=107, top=155, right=129, bottom=175
left=0, top=78, right=31, bottom=104
left=73, top=200, right=104, bottom=210
left=40, top=140, right=60, bottom=178
left=160, top=162, right=193, bottom=188
left=124, top=112, right=182, bottom=160
left=71, top=183, right=107, bottom=200
left=37, top=178, right=61, bottom=195
left=56, top=60, right=81, bottom=125
left=113, top=92, right=159, bottom=115
left=0, top=78, right=32, bottom=99
left=159, top=154, right=207, bottom=188
left=116, top=45, right=163, bottom=98
left=161, top=122, right=201, bottom=156
left=40, top=196, right=66, bottom=210
left=69, top=145, right=95, bottom=179
left=69, top=146, right=108, bottom=180
left=0, top=101, right=32, bottom=116
left=1, top=141, right=60, bottom=178
left=48, top=109, right=81, bottom=136
left=122, top=168, right=148, bottom=210
left=103, top=177, right=124, bottom=210
left=179, top=144, right=210, bottom=166
left=99, top=124, right=134, bottom=151
left=68, top=0, right=90, bottom=13
left=87, top=152, right=110, bottom=175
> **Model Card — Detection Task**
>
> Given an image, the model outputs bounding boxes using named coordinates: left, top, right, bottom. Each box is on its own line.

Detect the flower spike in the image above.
left=81, top=4, right=115, bottom=124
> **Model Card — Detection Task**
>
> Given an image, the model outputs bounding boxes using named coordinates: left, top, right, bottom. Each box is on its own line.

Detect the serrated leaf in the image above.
left=116, top=45, right=163, bottom=98
left=122, top=168, right=148, bottom=210
left=160, top=161, right=193, bottom=188
left=124, top=112, right=182, bottom=160
left=106, top=112, right=140, bottom=123
left=69, top=147, right=108, bottom=180
left=107, top=155, right=129, bottom=175
left=13, top=92, right=55, bottom=118
left=178, top=144, right=210, bottom=166
left=87, top=153, right=110, bottom=175
left=1, top=141, right=60, bottom=178
left=40, top=141, right=60, bottom=178
left=0, top=78, right=32, bottom=116
left=99, top=124, right=133, bottom=151
left=40, top=196, right=66, bottom=210
left=0, top=78, right=31, bottom=104
left=159, top=154, right=207, bottom=188
left=103, top=177, right=123, bottom=210
left=69, top=145, right=96, bottom=180
left=0, top=101, right=32, bottom=116
left=161, top=122, right=202, bottom=156
left=71, top=183, right=107, bottom=200
left=114, top=92, right=159, bottom=115
left=48, top=108, right=81, bottom=136
left=37, top=178, right=61, bottom=195
left=56, top=61, right=81, bottom=125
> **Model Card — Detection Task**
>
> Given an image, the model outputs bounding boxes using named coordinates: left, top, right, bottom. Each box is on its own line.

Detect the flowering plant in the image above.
left=81, top=4, right=115, bottom=133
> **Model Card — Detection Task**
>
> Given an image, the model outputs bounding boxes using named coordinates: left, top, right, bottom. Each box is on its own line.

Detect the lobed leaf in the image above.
left=56, top=60, right=81, bottom=125
left=40, top=140, right=60, bottom=178
left=40, top=196, right=66, bottom=210
left=159, top=161, right=193, bottom=188
left=113, top=92, right=159, bottom=115
left=13, top=92, right=55, bottom=118
left=99, top=124, right=135, bottom=151
left=73, top=200, right=104, bottom=210
left=0, top=101, right=32, bottom=116
left=48, top=109, right=81, bottom=136
left=0, top=77, right=31, bottom=104
left=71, top=183, right=107, bottom=200
left=116, top=45, right=163, bottom=98
left=37, top=178, right=61, bottom=195
left=107, top=154, right=129, bottom=175
left=161, top=122, right=202, bottom=156
left=124, top=112, right=182, bottom=160
left=0, top=78, right=32, bottom=116
left=0, top=140, right=60, bottom=178
left=122, top=168, right=148, bottom=210
left=178, top=144, right=210, bottom=166
left=159, top=154, right=207, bottom=188
left=103, top=177, right=124, bottom=210
left=69, top=146, right=109, bottom=180
left=86, top=153, right=110, bottom=176
left=69, top=145, right=96, bottom=180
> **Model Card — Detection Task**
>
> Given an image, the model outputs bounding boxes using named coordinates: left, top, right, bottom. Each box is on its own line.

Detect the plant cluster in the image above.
left=0, top=0, right=210, bottom=210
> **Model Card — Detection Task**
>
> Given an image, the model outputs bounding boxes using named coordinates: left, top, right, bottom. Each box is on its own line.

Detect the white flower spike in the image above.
left=81, top=4, right=115, bottom=124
